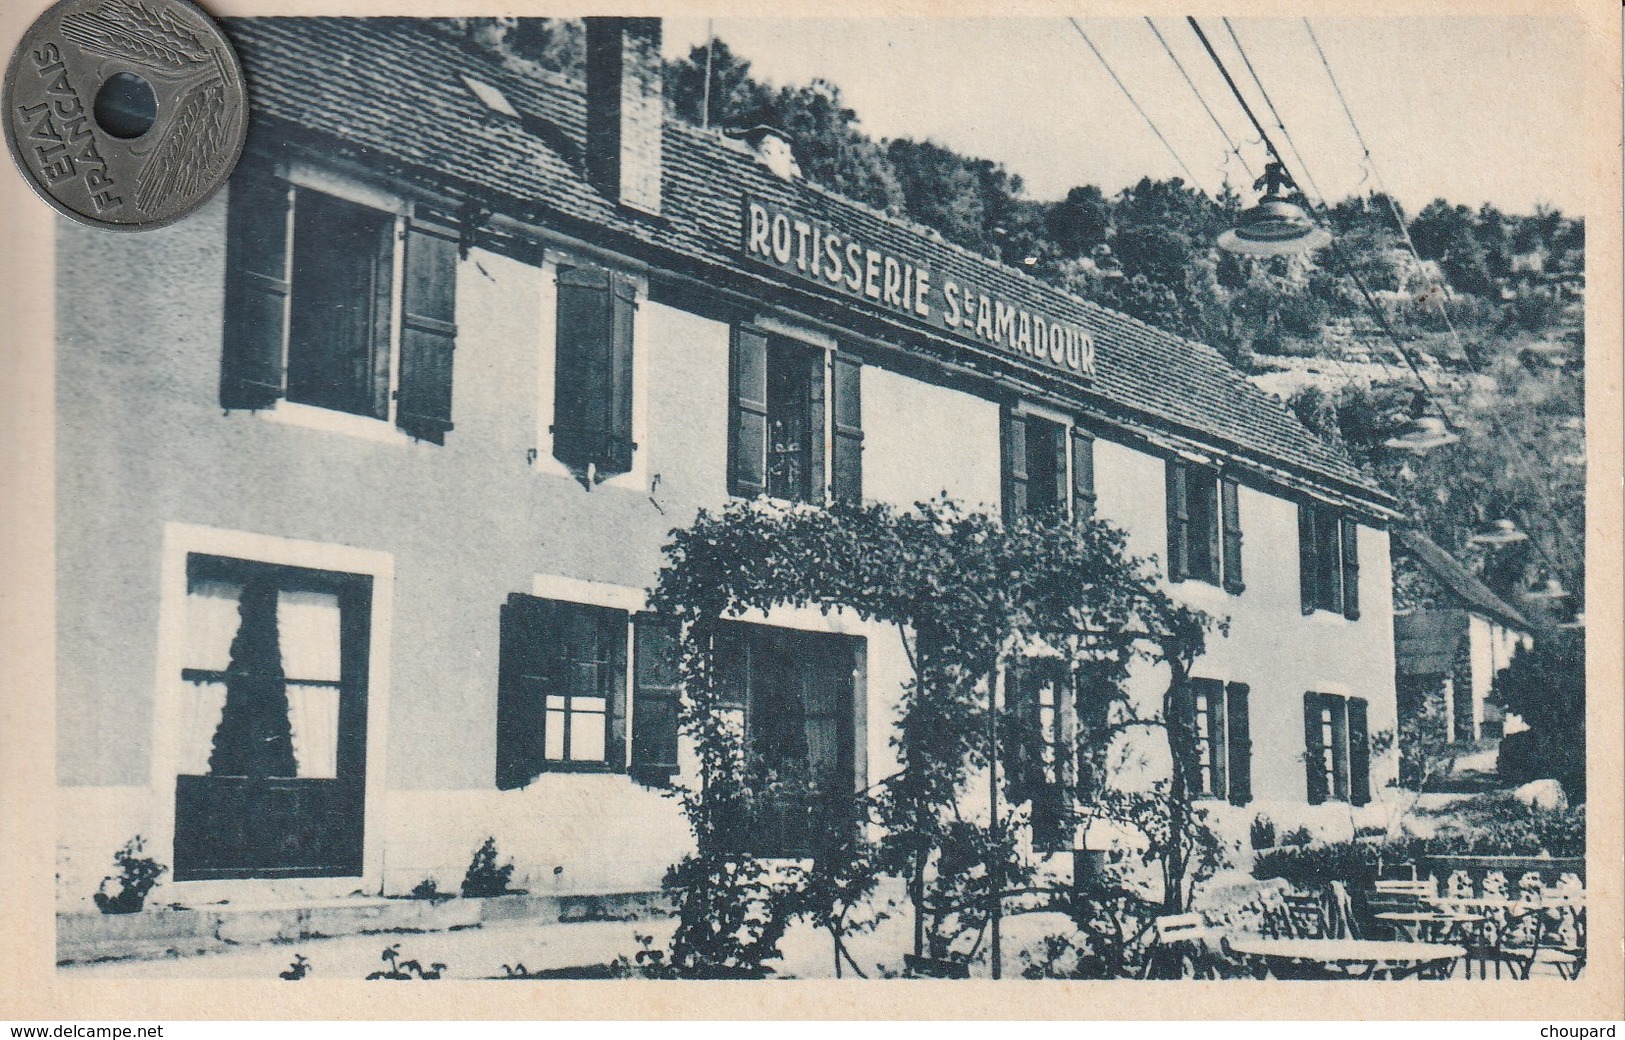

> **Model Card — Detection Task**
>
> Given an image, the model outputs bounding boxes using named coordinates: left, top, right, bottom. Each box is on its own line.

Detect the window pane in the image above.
left=1024, top=418, right=1063, bottom=510
left=766, top=345, right=813, bottom=502
left=570, top=711, right=606, bottom=761
left=286, top=684, right=340, bottom=778
left=176, top=679, right=227, bottom=776
left=277, top=589, right=342, bottom=682
left=545, top=695, right=566, bottom=711
left=1186, top=468, right=1219, bottom=582
left=185, top=578, right=244, bottom=673
left=545, top=710, right=567, bottom=760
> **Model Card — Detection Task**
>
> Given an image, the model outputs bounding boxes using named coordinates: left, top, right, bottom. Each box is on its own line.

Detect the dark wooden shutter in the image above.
left=831, top=354, right=863, bottom=505
left=1225, top=682, right=1252, bottom=806
left=1165, top=459, right=1189, bottom=582
left=220, top=170, right=291, bottom=410
left=849, top=637, right=868, bottom=793
left=1221, top=477, right=1245, bottom=593
left=1051, top=425, right=1071, bottom=514
left=1303, top=691, right=1328, bottom=805
left=631, top=613, right=682, bottom=779
left=1340, top=517, right=1361, bottom=620
left=805, top=350, right=827, bottom=503
left=1347, top=696, right=1370, bottom=806
left=1000, top=407, right=1029, bottom=520
left=1298, top=503, right=1319, bottom=614
left=1329, top=695, right=1351, bottom=802
left=712, top=623, right=748, bottom=710
left=1206, top=679, right=1227, bottom=802
left=729, top=326, right=769, bottom=498
left=496, top=595, right=560, bottom=790
left=396, top=213, right=459, bottom=443
left=1070, top=427, right=1096, bottom=519
left=553, top=266, right=636, bottom=474
left=600, top=607, right=629, bottom=772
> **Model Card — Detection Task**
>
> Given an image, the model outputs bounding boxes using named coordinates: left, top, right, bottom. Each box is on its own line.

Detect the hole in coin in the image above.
left=93, top=72, right=157, bottom=139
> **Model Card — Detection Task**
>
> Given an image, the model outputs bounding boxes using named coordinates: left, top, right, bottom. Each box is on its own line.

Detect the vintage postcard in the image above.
left=1, top=0, right=1619, bottom=1021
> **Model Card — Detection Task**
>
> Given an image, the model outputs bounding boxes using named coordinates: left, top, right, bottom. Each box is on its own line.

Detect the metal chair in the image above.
left=1139, top=912, right=1213, bottom=979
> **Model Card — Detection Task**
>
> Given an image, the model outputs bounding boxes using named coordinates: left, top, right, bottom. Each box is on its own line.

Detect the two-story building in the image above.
left=54, top=17, right=1401, bottom=911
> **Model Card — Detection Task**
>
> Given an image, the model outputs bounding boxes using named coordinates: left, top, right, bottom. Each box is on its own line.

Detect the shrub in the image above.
left=94, top=836, right=166, bottom=915
left=461, top=837, right=518, bottom=898
left=1279, top=826, right=1314, bottom=848
left=1248, top=814, right=1277, bottom=851
left=408, top=878, right=451, bottom=902
left=1252, top=838, right=1425, bottom=892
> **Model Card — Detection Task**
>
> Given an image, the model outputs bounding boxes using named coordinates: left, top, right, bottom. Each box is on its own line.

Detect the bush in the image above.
left=1279, top=826, right=1314, bottom=848
left=94, top=836, right=166, bottom=914
left=1427, top=793, right=1585, bottom=859
left=461, top=837, right=518, bottom=898
left=1248, top=814, right=1277, bottom=851
left=1252, top=838, right=1426, bottom=892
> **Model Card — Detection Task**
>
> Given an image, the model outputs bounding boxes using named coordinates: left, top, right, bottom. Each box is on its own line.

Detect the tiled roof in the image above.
left=226, top=17, right=1390, bottom=506
left=1396, top=529, right=1533, bottom=632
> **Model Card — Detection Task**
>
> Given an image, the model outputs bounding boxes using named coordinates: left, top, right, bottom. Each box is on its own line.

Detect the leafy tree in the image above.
left=1491, top=631, right=1585, bottom=801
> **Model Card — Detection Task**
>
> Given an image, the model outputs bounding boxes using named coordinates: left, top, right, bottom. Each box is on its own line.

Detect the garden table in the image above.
left=1376, top=910, right=1485, bottom=944
left=1227, top=937, right=1464, bottom=980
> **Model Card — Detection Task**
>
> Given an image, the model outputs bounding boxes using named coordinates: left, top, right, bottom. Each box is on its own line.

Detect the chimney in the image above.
left=584, top=17, right=663, bottom=215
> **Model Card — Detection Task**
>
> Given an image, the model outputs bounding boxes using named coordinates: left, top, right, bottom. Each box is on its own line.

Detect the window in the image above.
left=1302, top=691, right=1370, bottom=805
left=1000, top=408, right=1096, bottom=520
left=553, top=266, right=636, bottom=476
left=1179, top=678, right=1252, bottom=805
left=496, top=599, right=683, bottom=788
left=729, top=326, right=862, bottom=504
left=173, top=554, right=372, bottom=880
left=713, top=621, right=865, bottom=856
left=1006, top=658, right=1073, bottom=851
left=1298, top=503, right=1360, bottom=618
left=1165, top=460, right=1243, bottom=592
left=221, top=168, right=460, bottom=442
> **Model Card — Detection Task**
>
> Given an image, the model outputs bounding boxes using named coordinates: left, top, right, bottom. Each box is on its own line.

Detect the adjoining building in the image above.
left=54, top=17, right=1402, bottom=912
left=1393, top=530, right=1535, bottom=746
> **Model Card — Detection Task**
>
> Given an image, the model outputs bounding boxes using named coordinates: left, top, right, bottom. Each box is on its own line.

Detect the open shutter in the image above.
left=1052, top=425, right=1071, bottom=514
left=631, top=613, right=682, bottom=780
left=1303, top=691, right=1328, bottom=805
left=849, top=637, right=868, bottom=793
left=806, top=351, right=828, bottom=503
left=1225, top=682, right=1252, bottom=806
left=220, top=170, right=290, bottom=410
left=1000, top=407, right=1029, bottom=519
left=1347, top=697, right=1370, bottom=806
left=496, top=595, right=560, bottom=790
left=396, top=213, right=459, bottom=443
left=1070, top=427, right=1096, bottom=520
left=712, top=623, right=748, bottom=710
left=1298, top=503, right=1319, bottom=614
left=1206, top=680, right=1227, bottom=802
left=1340, top=517, right=1361, bottom=620
left=729, top=326, right=769, bottom=498
left=1165, top=459, right=1189, bottom=582
left=1221, top=477, right=1245, bottom=593
left=831, top=354, right=864, bottom=505
left=554, top=266, right=638, bottom=473
left=601, top=607, right=629, bottom=772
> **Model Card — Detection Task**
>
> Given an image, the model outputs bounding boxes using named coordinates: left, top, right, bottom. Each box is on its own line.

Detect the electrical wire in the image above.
left=1068, top=18, right=1200, bottom=187
left=1143, top=17, right=1254, bottom=180
left=1221, top=18, right=1327, bottom=206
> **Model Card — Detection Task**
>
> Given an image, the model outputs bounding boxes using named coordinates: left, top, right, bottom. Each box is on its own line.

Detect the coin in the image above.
left=3, top=0, right=247, bottom=231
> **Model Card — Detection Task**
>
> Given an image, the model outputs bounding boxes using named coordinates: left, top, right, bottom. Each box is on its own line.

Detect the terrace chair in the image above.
left=1466, top=907, right=1545, bottom=980
left=1280, top=892, right=1330, bottom=939
left=1138, top=912, right=1213, bottom=979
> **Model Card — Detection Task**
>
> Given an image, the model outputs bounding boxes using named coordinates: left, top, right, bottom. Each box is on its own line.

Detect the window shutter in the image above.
left=554, top=266, right=639, bottom=473
left=849, top=637, right=868, bottom=794
left=806, top=351, right=828, bottom=503
left=1303, top=691, right=1328, bottom=805
left=1225, top=682, right=1252, bottom=806
left=631, top=613, right=682, bottom=779
left=712, top=623, right=748, bottom=710
left=1165, top=459, right=1189, bottom=582
left=1000, top=407, right=1029, bottom=520
left=728, top=326, right=769, bottom=498
left=1329, top=695, right=1351, bottom=802
left=600, top=607, right=629, bottom=772
left=220, top=170, right=291, bottom=410
left=1070, top=427, right=1096, bottom=519
left=831, top=354, right=864, bottom=505
left=1340, top=517, right=1361, bottom=620
left=1347, top=697, right=1370, bottom=806
left=1298, top=503, right=1318, bottom=614
left=496, top=594, right=560, bottom=790
left=1052, top=425, right=1071, bottom=514
left=396, top=213, right=459, bottom=443
left=1206, top=679, right=1227, bottom=802
left=1221, top=477, right=1245, bottom=593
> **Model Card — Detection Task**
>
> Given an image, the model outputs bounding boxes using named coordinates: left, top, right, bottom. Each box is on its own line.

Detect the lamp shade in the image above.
left=1469, top=519, right=1527, bottom=547
left=1382, top=416, right=1460, bottom=453
left=1217, top=197, right=1332, bottom=257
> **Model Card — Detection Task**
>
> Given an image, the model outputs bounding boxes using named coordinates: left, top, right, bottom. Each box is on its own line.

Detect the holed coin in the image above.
left=4, top=0, right=247, bottom=230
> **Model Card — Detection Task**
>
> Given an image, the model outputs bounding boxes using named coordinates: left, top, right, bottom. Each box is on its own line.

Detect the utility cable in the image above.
left=1222, top=18, right=1327, bottom=205
left=1144, top=17, right=1254, bottom=180
left=1068, top=18, right=1200, bottom=187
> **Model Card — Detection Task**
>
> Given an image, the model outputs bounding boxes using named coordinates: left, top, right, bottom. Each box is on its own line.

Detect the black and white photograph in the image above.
left=1, top=0, right=1618, bottom=1017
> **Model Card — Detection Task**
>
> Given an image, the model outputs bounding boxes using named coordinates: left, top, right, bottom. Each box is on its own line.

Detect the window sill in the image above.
left=261, top=400, right=416, bottom=446
left=531, top=453, right=646, bottom=493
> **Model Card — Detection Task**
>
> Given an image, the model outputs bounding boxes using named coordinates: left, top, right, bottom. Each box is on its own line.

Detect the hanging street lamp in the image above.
left=1469, top=519, right=1528, bottom=547
left=1217, top=161, right=1332, bottom=257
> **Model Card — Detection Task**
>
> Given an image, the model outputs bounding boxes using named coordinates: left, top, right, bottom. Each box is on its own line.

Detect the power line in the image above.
left=1143, top=17, right=1253, bottom=180
left=1067, top=18, right=1200, bottom=187
left=1221, top=18, right=1327, bottom=205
